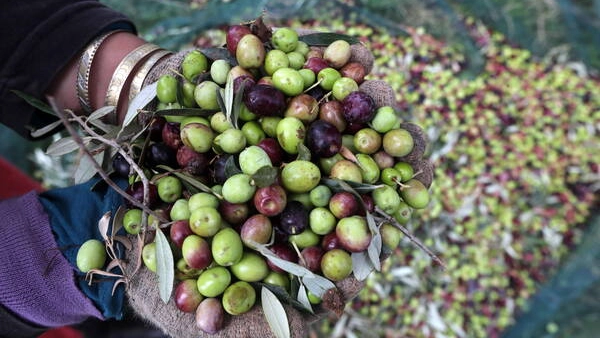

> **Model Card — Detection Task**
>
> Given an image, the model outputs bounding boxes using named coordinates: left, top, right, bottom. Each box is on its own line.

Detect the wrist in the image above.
left=88, top=32, right=146, bottom=122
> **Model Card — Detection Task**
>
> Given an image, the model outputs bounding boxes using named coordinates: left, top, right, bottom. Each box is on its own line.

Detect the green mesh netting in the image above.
left=102, top=0, right=600, bottom=73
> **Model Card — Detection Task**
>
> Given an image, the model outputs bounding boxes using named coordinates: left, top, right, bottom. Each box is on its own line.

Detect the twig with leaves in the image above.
left=48, top=98, right=168, bottom=279
left=48, top=97, right=164, bottom=222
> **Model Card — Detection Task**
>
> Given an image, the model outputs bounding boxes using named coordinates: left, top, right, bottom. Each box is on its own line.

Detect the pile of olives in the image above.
left=107, top=23, right=432, bottom=334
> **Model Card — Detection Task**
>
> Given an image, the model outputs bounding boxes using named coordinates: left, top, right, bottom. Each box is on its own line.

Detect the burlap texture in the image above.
left=414, top=158, right=434, bottom=189
left=358, top=80, right=396, bottom=109
left=124, top=235, right=364, bottom=338
left=144, top=50, right=189, bottom=87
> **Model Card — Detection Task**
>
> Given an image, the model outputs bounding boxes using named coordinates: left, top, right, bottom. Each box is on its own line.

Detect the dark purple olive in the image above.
left=112, top=153, right=130, bottom=178
left=234, top=75, right=256, bottom=93
left=344, top=121, right=368, bottom=135
left=148, top=116, right=166, bottom=142
left=341, top=91, right=376, bottom=123
left=306, top=85, right=327, bottom=101
left=125, top=181, right=159, bottom=209
left=276, top=201, right=308, bottom=235
left=145, top=142, right=177, bottom=168
left=210, top=154, right=234, bottom=185
left=243, top=84, right=286, bottom=116
left=306, top=120, right=342, bottom=158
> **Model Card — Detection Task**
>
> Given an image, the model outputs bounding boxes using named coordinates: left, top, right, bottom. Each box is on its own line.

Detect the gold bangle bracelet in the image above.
left=128, top=49, right=172, bottom=101
left=104, top=43, right=161, bottom=124
left=76, top=30, right=125, bottom=113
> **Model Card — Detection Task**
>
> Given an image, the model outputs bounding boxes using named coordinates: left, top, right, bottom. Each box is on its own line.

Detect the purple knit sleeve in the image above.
left=0, top=192, right=103, bottom=327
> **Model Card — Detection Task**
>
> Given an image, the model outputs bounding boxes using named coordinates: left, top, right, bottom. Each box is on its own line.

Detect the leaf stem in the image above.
left=374, top=206, right=447, bottom=270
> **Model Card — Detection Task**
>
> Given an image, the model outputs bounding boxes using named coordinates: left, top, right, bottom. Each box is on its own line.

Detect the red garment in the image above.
left=0, top=157, right=44, bottom=199
left=38, top=326, right=83, bottom=338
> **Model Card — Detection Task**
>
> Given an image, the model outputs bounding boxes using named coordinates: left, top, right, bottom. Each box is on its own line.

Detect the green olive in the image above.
left=281, top=160, right=321, bottom=193
left=182, top=50, right=208, bottom=82
left=222, top=281, right=256, bottom=315
left=156, top=175, right=182, bottom=203
left=222, top=174, right=256, bottom=203
left=76, top=239, right=106, bottom=273
left=156, top=75, right=178, bottom=104
left=212, top=227, right=244, bottom=266
left=197, top=266, right=231, bottom=297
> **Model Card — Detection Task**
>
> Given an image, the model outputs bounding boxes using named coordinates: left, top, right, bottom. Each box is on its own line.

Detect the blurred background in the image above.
left=3, top=0, right=599, bottom=337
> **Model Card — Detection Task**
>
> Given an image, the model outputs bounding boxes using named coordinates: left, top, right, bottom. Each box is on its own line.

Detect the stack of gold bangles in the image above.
left=76, top=30, right=171, bottom=124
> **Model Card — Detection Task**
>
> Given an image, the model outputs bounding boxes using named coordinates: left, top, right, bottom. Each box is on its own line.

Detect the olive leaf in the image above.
left=155, top=228, right=174, bottom=304
left=223, top=73, right=235, bottom=126
left=97, top=211, right=112, bottom=243
left=74, top=150, right=104, bottom=184
left=289, top=276, right=301, bottom=301
left=302, top=275, right=337, bottom=299
left=299, top=33, right=360, bottom=46
left=216, top=85, right=227, bottom=116
left=252, top=166, right=279, bottom=188
left=46, top=136, right=90, bottom=156
left=296, top=143, right=311, bottom=161
left=88, top=118, right=114, bottom=135
left=351, top=251, right=375, bottom=281
left=295, top=283, right=314, bottom=314
left=231, top=79, right=248, bottom=129
left=252, top=242, right=335, bottom=298
left=190, top=71, right=212, bottom=86
left=366, top=212, right=382, bottom=271
left=199, top=47, right=238, bottom=66
left=112, top=205, right=128, bottom=237
left=259, top=282, right=311, bottom=313
left=87, top=106, right=117, bottom=134
left=88, top=105, right=116, bottom=122
left=11, top=90, right=56, bottom=116
left=116, top=119, right=146, bottom=143
left=12, top=90, right=62, bottom=137
left=250, top=16, right=272, bottom=43
left=262, top=286, right=291, bottom=338
left=176, top=78, right=185, bottom=108
left=321, top=178, right=384, bottom=194
left=156, top=108, right=217, bottom=117
left=30, top=120, right=63, bottom=138
left=123, top=81, right=157, bottom=129
left=224, top=155, right=242, bottom=177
